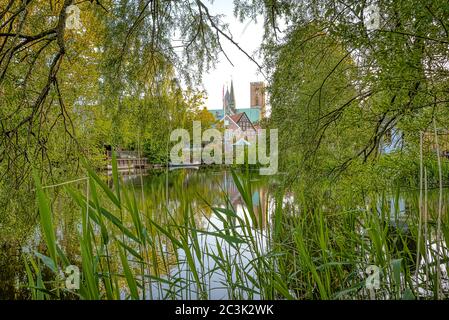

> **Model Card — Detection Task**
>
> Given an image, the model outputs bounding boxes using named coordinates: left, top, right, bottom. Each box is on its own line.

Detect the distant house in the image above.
left=209, top=81, right=265, bottom=157
left=221, top=112, right=260, bottom=157
left=225, top=112, right=256, bottom=132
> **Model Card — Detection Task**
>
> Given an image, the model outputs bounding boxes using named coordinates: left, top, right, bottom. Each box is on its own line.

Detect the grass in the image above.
left=23, top=151, right=449, bottom=300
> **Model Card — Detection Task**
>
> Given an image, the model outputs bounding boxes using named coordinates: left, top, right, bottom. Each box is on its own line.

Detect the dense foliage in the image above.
left=235, top=0, right=449, bottom=193
left=0, top=0, right=219, bottom=222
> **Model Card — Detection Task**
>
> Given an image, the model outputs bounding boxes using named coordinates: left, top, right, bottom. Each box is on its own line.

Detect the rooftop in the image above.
left=209, top=107, right=261, bottom=123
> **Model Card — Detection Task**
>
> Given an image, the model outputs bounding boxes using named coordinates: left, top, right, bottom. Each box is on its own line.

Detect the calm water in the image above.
left=122, top=169, right=275, bottom=299
left=0, top=168, right=448, bottom=299
left=0, top=168, right=275, bottom=299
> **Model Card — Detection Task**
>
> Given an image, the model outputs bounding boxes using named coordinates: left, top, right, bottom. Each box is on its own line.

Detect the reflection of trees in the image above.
left=0, top=189, right=83, bottom=299
left=0, top=241, right=28, bottom=299
left=129, top=169, right=225, bottom=213
left=117, top=169, right=273, bottom=277
left=1, top=168, right=274, bottom=298
left=119, top=169, right=225, bottom=276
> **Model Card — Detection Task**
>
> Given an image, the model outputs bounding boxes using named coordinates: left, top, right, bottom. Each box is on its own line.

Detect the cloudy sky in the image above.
left=200, top=1, right=265, bottom=111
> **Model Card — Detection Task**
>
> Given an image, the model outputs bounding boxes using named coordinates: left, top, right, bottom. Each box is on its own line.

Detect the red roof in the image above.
left=229, top=113, right=244, bottom=123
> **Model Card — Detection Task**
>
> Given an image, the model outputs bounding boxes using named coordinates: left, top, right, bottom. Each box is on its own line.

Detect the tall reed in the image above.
left=24, top=151, right=448, bottom=300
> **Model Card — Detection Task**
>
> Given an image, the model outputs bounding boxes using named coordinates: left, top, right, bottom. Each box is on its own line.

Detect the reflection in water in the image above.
left=0, top=242, right=27, bottom=299
left=120, top=169, right=272, bottom=299
left=1, top=168, right=448, bottom=299
left=374, top=190, right=449, bottom=296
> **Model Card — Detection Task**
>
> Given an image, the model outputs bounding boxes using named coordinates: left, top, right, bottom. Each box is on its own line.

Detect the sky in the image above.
left=200, top=1, right=265, bottom=111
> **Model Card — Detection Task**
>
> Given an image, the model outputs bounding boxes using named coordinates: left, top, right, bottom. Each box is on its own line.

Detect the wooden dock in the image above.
left=105, top=150, right=151, bottom=174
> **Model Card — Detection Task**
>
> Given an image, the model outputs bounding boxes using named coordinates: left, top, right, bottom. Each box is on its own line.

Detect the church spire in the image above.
left=222, top=80, right=237, bottom=116
left=223, top=86, right=230, bottom=115
left=229, top=80, right=236, bottom=114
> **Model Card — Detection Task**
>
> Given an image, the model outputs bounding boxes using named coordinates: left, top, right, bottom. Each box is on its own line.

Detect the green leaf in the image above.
left=34, top=251, right=57, bottom=273
left=402, top=288, right=416, bottom=300
left=32, top=168, right=57, bottom=266
left=118, top=244, right=139, bottom=300
left=81, top=157, right=121, bottom=208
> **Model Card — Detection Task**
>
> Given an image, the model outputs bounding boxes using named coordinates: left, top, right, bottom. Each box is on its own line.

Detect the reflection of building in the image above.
left=223, top=172, right=268, bottom=229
